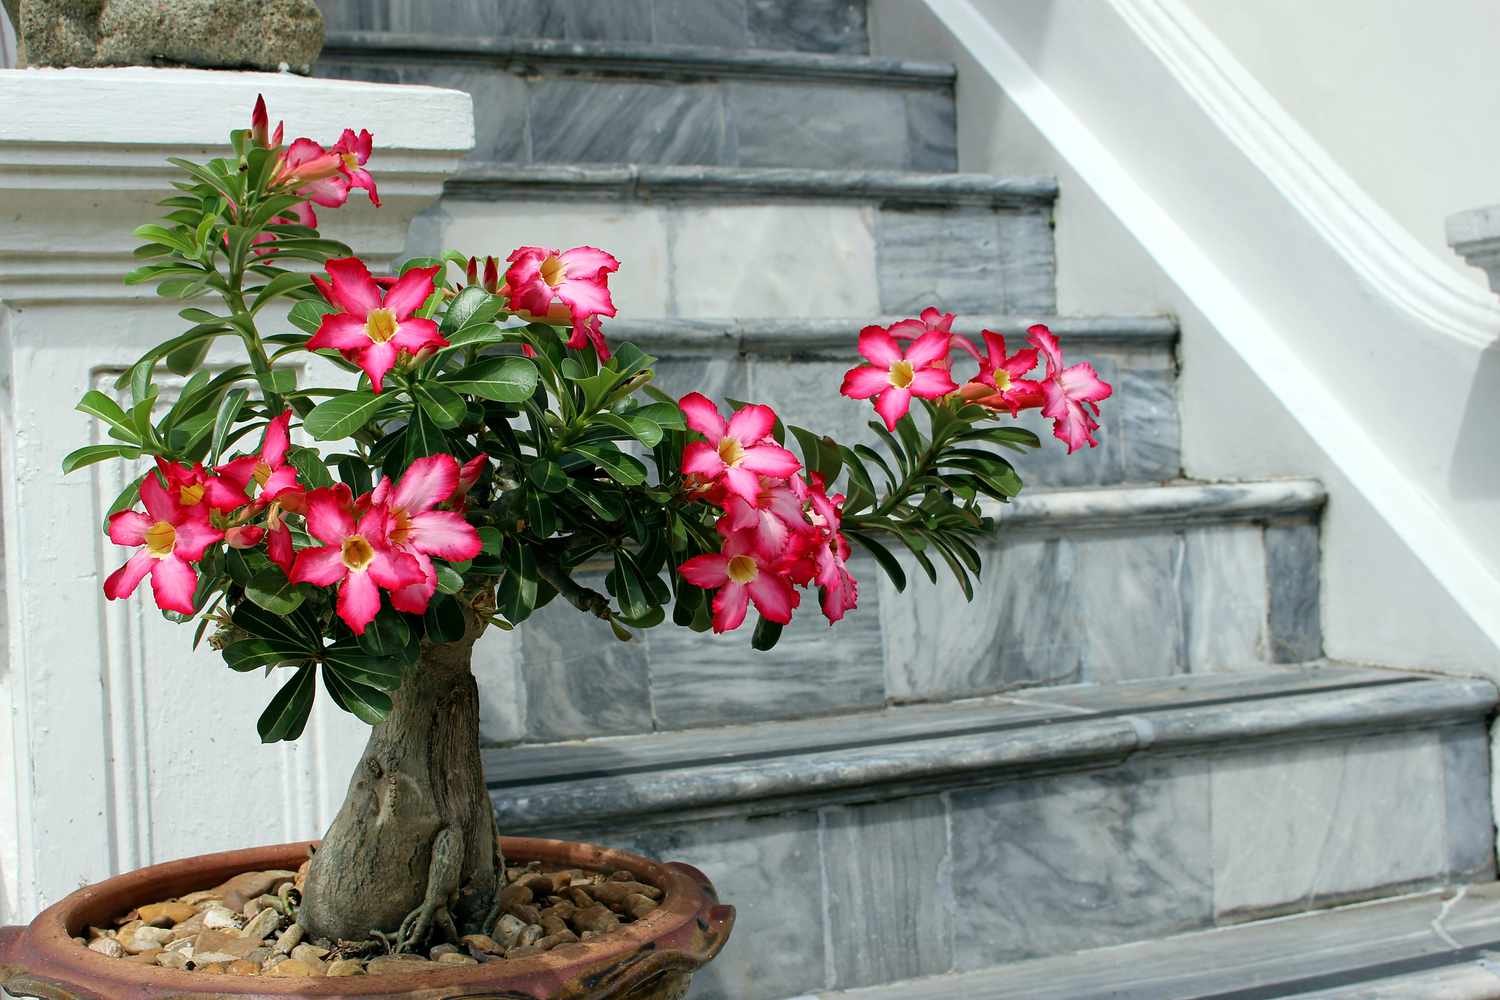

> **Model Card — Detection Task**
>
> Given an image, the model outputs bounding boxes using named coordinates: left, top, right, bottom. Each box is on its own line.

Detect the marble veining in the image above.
left=748, top=0, right=869, bottom=54
left=1180, top=525, right=1269, bottom=672
left=529, top=79, right=731, bottom=166
left=948, top=757, right=1214, bottom=966
left=1265, top=521, right=1323, bottom=662
left=1441, top=726, right=1497, bottom=880
left=726, top=81, right=914, bottom=170
left=1117, top=364, right=1182, bottom=481
left=822, top=796, right=955, bottom=987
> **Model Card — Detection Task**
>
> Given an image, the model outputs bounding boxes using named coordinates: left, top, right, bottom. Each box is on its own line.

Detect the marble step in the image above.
left=315, top=0, right=875, bottom=56
left=474, top=479, right=1326, bottom=744
left=426, top=165, right=1058, bottom=317
left=799, top=883, right=1500, bottom=999
left=316, top=32, right=956, bottom=171
left=480, top=666, right=1497, bottom=999
left=616, top=314, right=1180, bottom=489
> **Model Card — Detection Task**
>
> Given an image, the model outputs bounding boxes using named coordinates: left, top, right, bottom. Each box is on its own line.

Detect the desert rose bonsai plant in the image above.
left=58, top=98, right=1111, bottom=969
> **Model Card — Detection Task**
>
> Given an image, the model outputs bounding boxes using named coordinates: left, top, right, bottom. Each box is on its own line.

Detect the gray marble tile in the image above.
left=823, top=796, right=954, bottom=988
left=1210, top=730, right=1449, bottom=921
left=529, top=79, right=729, bottom=166
left=651, top=0, right=749, bottom=47
left=1443, top=725, right=1496, bottom=880
left=1074, top=530, right=1187, bottom=682
left=904, top=87, right=958, bottom=172
left=1180, top=524, right=1269, bottom=672
left=647, top=555, right=885, bottom=727
left=996, top=207, right=1057, bottom=314
left=1117, top=365, right=1181, bottom=481
left=559, top=0, right=655, bottom=42
left=317, top=0, right=558, bottom=36
left=948, top=757, right=1213, bottom=966
left=726, top=81, right=910, bottom=170
left=877, top=209, right=1005, bottom=315
left=549, top=812, right=826, bottom=1000
left=1265, top=521, right=1322, bottom=663
left=747, top=0, right=869, bottom=54
left=647, top=355, right=750, bottom=404
left=747, top=356, right=874, bottom=451
left=519, top=588, right=655, bottom=741
left=881, top=537, right=1083, bottom=703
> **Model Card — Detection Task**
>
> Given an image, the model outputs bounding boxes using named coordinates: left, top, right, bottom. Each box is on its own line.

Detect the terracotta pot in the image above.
left=0, top=837, right=734, bottom=999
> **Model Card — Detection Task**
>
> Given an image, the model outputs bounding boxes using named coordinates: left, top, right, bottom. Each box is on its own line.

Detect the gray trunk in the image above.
left=298, top=614, right=500, bottom=945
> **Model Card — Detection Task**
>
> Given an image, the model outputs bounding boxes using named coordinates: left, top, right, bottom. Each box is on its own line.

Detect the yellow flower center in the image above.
left=341, top=151, right=360, bottom=171
left=540, top=254, right=566, bottom=288
left=341, top=535, right=375, bottom=572
left=365, top=307, right=398, bottom=344
left=144, top=520, right=176, bottom=557
left=252, top=460, right=274, bottom=487
left=717, top=437, right=746, bottom=467
left=727, top=554, right=759, bottom=585
left=178, top=483, right=204, bottom=507
left=992, top=369, right=1012, bottom=392
left=888, top=360, right=915, bottom=389
left=388, top=509, right=413, bottom=548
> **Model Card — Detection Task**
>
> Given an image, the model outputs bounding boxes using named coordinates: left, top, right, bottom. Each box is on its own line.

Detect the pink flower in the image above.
left=288, top=485, right=425, bottom=634
left=368, top=455, right=483, bottom=614
left=679, top=529, right=800, bottom=633
left=154, top=456, right=247, bottom=514
left=840, top=325, right=960, bottom=431
left=449, top=454, right=488, bottom=513
left=957, top=330, right=1045, bottom=417
left=504, top=245, right=619, bottom=326
left=781, top=475, right=859, bottom=624
left=332, top=128, right=379, bottom=207
left=215, top=410, right=301, bottom=507
left=1028, top=324, right=1113, bottom=453
left=718, top=478, right=814, bottom=559
left=274, top=138, right=349, bottom=208
left=225, top=525, right=265, bottom=549
left=678, top=393, right=802, bottom=508
left=308, top=257, right=447, bottom=393
left=466, top=255, right=500, bottom=294
left=104, top=473, right=223, bottom=614
left=888, top=307, right=956, bottom=343
left=250, top=94, right=283, bottom=149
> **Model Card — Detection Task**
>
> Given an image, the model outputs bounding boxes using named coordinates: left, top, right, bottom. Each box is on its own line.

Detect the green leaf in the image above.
left=223, top=637, right=308, bottom=672
left=335, top=453, right=373, bottom=496
left=403, top=405, right=446, bottom=466
left=233, top=601, right=320, bottom=650
left=850, top=532, right=907, bottom=593
left=496, top=545, right=538, bottom=624
left=164, top=336, right=214, bottom=377
left=256, top=664, right=316, bottom=743
left=76, top=390, right=137, bottom=441
left=209, top=388, right=249, bottom=466
left=565, top=482, right=625, bottom=522
left=439, top=285, right=495, bottom=336
left=286, top=446, right=335, bottom=489
left=287, top=299, right=330, bottom=336
left=442, top=356, right=539, bottom=402
left=631, top=401, right=684, bottom=431
left=322, top=640, right=406, bottom=690
left=611, top=549, right=653, bottom=619
left=434, top=562, right=466, bottom=595
left=423, top=593, right=468, bottom=643
left=61, top=444, right=139, bottom=474
left=249, top=271, right=313, bottom=314
left=353, top=612, right=417, bottom=666
left=321, top=665, right=392, bottom=726
left=304, top=391, right=391, bottom=440
left=751, top=616, right=784, bottom=652
left=436, top=323, right=508, bottom=355
left=414, top=380, right=466, bottom=429
left=245, top=567, right=305, bottom=615
left=596, top=412, right=663, bottom=448
left=572, top=443, right=647, bottom=486
left=528, top=459, right=569, bottom=493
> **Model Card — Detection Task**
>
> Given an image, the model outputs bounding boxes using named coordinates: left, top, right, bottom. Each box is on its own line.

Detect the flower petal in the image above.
left=103, top=550, right=153, bottom=600
left=336, top=569, right=382, bottom=634
left=678, top=553, right=730, bottom=589
left=107, top=510, right=152, bottom=547
left=354, top=340, right=399, bottom=394
left=262, top=410, right=293, bottom=466
left=678, top=392, right=726, bottom=442
left=149, top=555, right=198, bottom=614
left=555, top=278, right=616, bottom=321
left=559, top=245, right=621, bottom=276
left=710, top=581, right=751, bottom=633
left=726, top=404, right=776, bottom=445
left=407, top=510, right=481, bottom=561
left=381, top=265, right=439, bottom=320
left=321, top=257, right=381, bottom=317
left=303, top=487, right=356, bottom=545
left=840, top=364, right=891, bottom=400
left=267, top=521, right=295, bottom=573
left=907, top=367, right=960, bottom=398
left=171, top=519, right=223, bottom=562
left=873, top=386, right=912, bottom=432
left=139, top=473, right=177, bottom=523
left=388, top=551, right=437, bottom=614
left=290, top=545, right=347, bottom=586
left=905, top=329, right=953, bottom=369
left=1026, top=323, right=1063, bottom=378
left=746, top=571, right=798, bottom=625
left=391, top=454, right=459, bottom=514
left=721, top=466, right=762, bottom=507
left=389, top=317, right=446, bottom=354
left=307, top=312, right=371, bottom=352
left=738, top=442, right=802, bottom=478
left=681, top=441, right=725, bottom=478
left=856, top=325, right=902, bottom=367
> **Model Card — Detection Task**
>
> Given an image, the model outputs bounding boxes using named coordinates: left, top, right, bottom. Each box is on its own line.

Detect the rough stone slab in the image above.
left=807, top=884, right=1500, bottom=1000
left=447, top=163, right=1056, bottom=206
left=485, top=666, right=1494, bottom=831
left=320, top=30, right=949, bottom=86
left=1266, top=520, right=1324, bottom=662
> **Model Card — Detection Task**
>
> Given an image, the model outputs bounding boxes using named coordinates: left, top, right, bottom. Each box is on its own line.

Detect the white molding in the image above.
left=1112, top=0, right=1500, bottom=350
left=921, top=0, right=1500, bottom=651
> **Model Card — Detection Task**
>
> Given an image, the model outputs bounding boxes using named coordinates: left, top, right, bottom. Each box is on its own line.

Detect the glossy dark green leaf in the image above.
left=528, top=458, right=569, bottom=493
left=850, top=532, right=907, bottom=593
left=434, top=562, right=465, bottom=595
left=223, top=637, right=307, bottom=672
left=61, top=444, right=141, bottom=474
left=439, top=285, right=496, bottom=336
left=209, top=388, right=249, bottom=466
left=287, top=299, right=330, bottom=335
left=572, top=443, right=647, bottom=486
left=414, top=380, right=466, bottom=429
left=256, top=663, right=316, bottom=743
left=423, top=593, right=468, bottom=643
left=751, top=616, right=784, bottom=652
left=304, top=391, right=391, bottom=440
left=442, top=356, right=539, bottom=402
left=245, top=567, right=305, bottom=615
left=285, top=446, right=334, bottom=489
left=321, top=664, right=392, bottom=726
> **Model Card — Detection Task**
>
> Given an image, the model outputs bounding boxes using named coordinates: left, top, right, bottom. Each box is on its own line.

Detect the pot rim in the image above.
left=0, top=836, right=734, bottom=999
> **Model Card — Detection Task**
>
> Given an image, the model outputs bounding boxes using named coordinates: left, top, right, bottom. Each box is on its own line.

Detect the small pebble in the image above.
left=273, top=922, right=303, bottom=954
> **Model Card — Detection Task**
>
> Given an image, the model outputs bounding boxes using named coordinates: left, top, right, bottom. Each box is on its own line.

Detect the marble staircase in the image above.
left=311, top=2, right=1498, bottom=998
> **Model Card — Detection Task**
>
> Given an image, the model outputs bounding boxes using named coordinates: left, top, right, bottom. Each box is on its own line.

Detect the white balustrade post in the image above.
left=0, top=67, right=473, bottom=921
left=1447, top=206, right=1500, bottom=297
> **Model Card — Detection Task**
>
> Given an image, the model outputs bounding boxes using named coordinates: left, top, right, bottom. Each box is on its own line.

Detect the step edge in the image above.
left=488, top=674, right=1495, bottom=829
left=446, top=162, right=1059, bottom=206
left=320, top=30, right=956, bottom=87
left=994, top=477, right=1325, bottom=533
left=609, top=314, right=1179, bottom=352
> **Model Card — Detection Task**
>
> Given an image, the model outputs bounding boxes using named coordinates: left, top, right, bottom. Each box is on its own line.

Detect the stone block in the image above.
left=529, top=78, right=730, bottom=166
left=1265, top=521, right=1322, bottom=662
left=1181, top=525, right=1269, bottom=672
left=725, top=80, right=909, bottom=170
